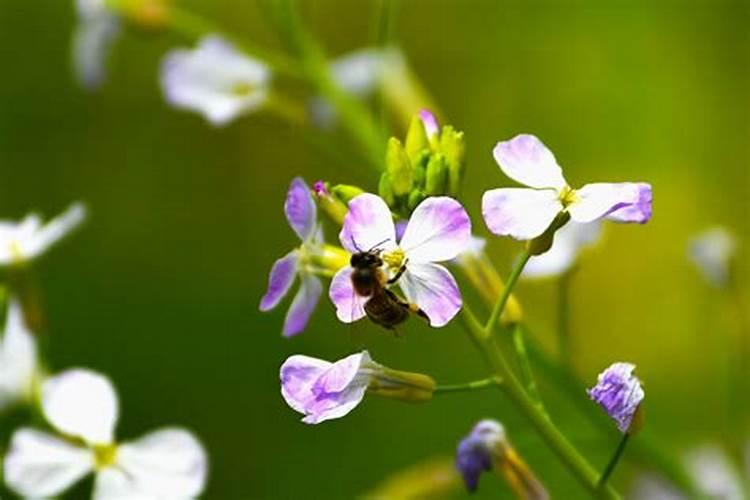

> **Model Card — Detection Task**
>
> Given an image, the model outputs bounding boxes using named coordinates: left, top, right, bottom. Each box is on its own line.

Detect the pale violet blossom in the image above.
left=0, top=203, right=87, bottom=266
left=161, top=36, right=271, bottom=126
left=72, top=0, right=120, bottom=89
left=482, top=134, right=652, bottom=241
left=456, top=420, right=508, bottom=492
left=522, top=221, right=602, bottom=279
left=280, top=350, right=434, bottom=424
left=0, top=298, right=39, bottom=411
left=588, top=362, right=644, bottom=433
left=4, top=368, right=207, bottom=499
left=688, top=227, right=737, bottom=288
left=329, top=194, right=471, bottom=327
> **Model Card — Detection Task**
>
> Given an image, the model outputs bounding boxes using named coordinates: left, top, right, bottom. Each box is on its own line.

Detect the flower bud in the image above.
left=312, top=181, right=348, bottom=225
left=385, top=138, right=413, bottom=196
left=405, top=114, right=430, bottom=163
left=120, top=0, right=171, bottom=30
left=367, top=366, right=436, bottom=402
left=424, top=154, right=449, bottom=195
left=439, top=125, right=466, bottom=196
left=588, top=362, right=645, bottom=434
left=378, top=173, right=396, bottom=207
left=330, top=184, right=365, bottom=204
left=407, top=189, right=427, bottom=212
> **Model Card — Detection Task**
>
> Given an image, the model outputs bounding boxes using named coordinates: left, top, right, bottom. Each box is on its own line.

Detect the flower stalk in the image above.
left=597, top=433, right=630, bottom=489
left=485, top=249, right=531, bottom=333
left=433, top=377, right=502, bottom=394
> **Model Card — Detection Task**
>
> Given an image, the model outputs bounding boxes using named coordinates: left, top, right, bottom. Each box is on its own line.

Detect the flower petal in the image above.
left=284, top=177, right=317, bottom=241
left=282, top=273, right=322, bottom=337
left=27, top=203, right=87, bottom=259
left=482, top=188, right=562, bottom=240
left=330, top=48, right=382, bottom=97
left=339, top=193, right=396, bottom=254
left=302, top=383, right=367, bottom=424
left=259, top=250, right=299, bottom=312
left=42, top=369, right=119, bottom=444
left=569, top=182, right=651, bottom=224
left=4, top=428, right=93, bottom=498
left=311, top=351, right=371, bottom=395
left=419, top=109, right=439, bottom=138
left=399, top=263, right=461, bottom=327
left=399, top=197, right=471, bottom=263
left=94, top=428, right=208, bottom=499
left=280, top=355, right=332, bottom=414
left=160, top=36, right=270, bottom=126
left=493, top=134, right=567, bottom=189
left=0, top=298, right=38, bottom=410
left=328, top=267, right=367, bottom=323
left=522, top=221, right=602, bottom=279
left=604, top=182, right=653, bottom=224
left=72, top=1, right=120, bottom=89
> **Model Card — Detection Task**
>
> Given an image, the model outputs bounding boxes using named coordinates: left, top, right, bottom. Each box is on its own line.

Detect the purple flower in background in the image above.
left=280, top=351, right=375, bottom=424
left=588, top=362, right=645, bottom=433
left=482, top=134, right=652, bottom=241
left=161, top=36, right=271, bottom=126
left=456, top=420, right=506, bottom=492
left=260, top=178, right=326, bottom=337
left=329, top=194, right=471, bottom=327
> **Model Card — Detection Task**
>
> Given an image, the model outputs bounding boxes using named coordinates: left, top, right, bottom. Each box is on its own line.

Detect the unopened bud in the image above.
left=368, top=366, right=436, bottom=402
left=407, top=189, right=427, bottom=211
left=405, top=114, right=430, bottom=163
left=378, top=174, right=396, bottom=207
left=331, top=184, right=365, bottom=203
left=312, top=181, right=348, bottom=225
left=439, top=126, right=466, bottom=196
left=121, top=0, right=171, bottom=30
left=385, top=137, right=413, bottom=196
left=424, top=154, right=449, bottom=195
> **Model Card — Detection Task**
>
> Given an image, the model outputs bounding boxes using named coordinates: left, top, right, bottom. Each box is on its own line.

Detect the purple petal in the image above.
left=587, top=362, right=644, bottom=433
left=605, top=183, right=652, bottom=224
left=482, top=188, right=562, bottom=240
left=282, top=273, right=322, bottom=337
left=399, top=263, right=461, bottom=327
left=493, top=134, right=567, bottom=189
left=339, top=193, right=396, bottom=254
left=280, top=355, right=332, bottom=414
left=329, top=267, right=367, bottom=323
left=394, top=220, right=408, bottom=242
left=284, top=178, right=317, bottom=241
left=259, top=251, right=299, bottom=311
left=568, top=182, right=648, bottom=224
left=399, top=197, right=471, bottom=263
left=419, top=109, right=439, bottom=138
left=456, top=436, right=493, bottom=492
left=311, top=351, right=370, bottom=395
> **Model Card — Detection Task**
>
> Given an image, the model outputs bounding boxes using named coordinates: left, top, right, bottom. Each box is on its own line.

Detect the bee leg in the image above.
left=409, top=304, right=430, bottom=324
left=387, top=259, right=409, bottom=285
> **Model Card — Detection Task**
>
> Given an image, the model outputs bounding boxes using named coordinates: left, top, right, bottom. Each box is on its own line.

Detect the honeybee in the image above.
left=349, top=242, right=429, bottom=330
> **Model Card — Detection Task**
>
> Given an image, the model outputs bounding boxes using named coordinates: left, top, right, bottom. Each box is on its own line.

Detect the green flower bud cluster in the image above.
left=378, top=112, right=466, bottom=218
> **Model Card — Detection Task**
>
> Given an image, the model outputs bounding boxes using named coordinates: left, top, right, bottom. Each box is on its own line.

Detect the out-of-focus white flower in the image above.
left=0, top=203, right=87, bottom=266
left=4, top=368, right=208, bottom=499
left=72, top=0, right=120, bottom=89
left=522, top=221, right=602, bottom=279
left=0, top=298, right=39, bottom=411
left=160, top=35, right=271, bottom=126
left=688, top=227, right=737, bottom=288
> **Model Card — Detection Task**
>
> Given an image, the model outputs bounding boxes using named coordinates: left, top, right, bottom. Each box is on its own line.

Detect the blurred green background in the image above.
left=1, top=0, right=748, bottom=498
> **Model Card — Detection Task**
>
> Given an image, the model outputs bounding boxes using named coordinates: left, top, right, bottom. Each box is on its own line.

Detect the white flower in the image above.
left=522, top=221, right=602, bottom=279
left=688, top=227, right=737, bottom=288
left=0, top=298, right=39, bottom=411
left=0, top=203, right=86, bottom=266
left=161, top=35, right=271, bottom=126
left=72, top=0, right=120, bottom=89
left=4, top=369, right=208, bottom=499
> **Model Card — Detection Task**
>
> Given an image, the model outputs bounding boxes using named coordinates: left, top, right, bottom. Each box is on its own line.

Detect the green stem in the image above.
left=512, top=324, right=546, bottom=415
left=269, top=0, right=385, bottom=172
left=485, top=250, right=530, bottom=332
left=434, top=376, right=502, bottom=394
left=598, top=433, right=630, bottom=489
left=460, top=307, right=620, bottom=499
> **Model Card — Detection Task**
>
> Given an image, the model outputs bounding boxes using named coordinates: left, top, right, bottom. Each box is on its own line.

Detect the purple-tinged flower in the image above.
left=0, top=298, right=39, bottom=412
left=482, top=134, right=652, bottom=241
left=260, top=178, right=348, bottom=337
left=160, top=36, right=271, bottom=126
left=280, top=351, right=435, bottom=424
left=456, top=420, right=505, bottom=492
left=419, top=109, right=439, bottom=139
left=329, top=194, right=471, bottom=327
left=522, top=221, right=602, bottom=279
left=688, top=227, right=736, bottom=288
left=588, top=362, right=645, bottom=433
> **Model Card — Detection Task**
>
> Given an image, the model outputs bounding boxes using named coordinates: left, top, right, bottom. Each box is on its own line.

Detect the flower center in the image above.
left=382, top=248, right=406, bottom=270
left=93, top=443, right=118, bottom=469
left=558, top=185, right=579, bottom=207
left=231, top=82, right=255, bottom=96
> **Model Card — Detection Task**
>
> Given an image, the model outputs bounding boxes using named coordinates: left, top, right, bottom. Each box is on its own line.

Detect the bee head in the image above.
left=351, top=250, right=382, bottom=269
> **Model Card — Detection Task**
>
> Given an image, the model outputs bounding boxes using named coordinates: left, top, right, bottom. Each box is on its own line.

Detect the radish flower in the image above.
left=330, top=193, right=470, bottom=327
left=588, top=362, right=644, bottom=433
left=0, top=298, right=39, bottom=411
left=4, top=368, right=207, bottom=499
left=161, top=36, right=271, bottom=126
left=482, top=134, right=652, bottom=241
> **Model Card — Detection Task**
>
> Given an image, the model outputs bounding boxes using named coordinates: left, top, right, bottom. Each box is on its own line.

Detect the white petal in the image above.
left=25, top=203, right=87, bottom=260
left=493, top=134, right=567, bottom=189
left=4, top=428, right=93, bottom=498
left=481, top=188, right=562, bottom=240
left=399, top=197, right=471, bottom=263
left=94, top=428, right=208, bottom=499
left=160, top=36, right=271, bottom=126
left=686, top=446, right=744, bottom=500
left=568, top=183, right=643, bottom=223
left=0, top=298, right=38, bottom=410
left=522, top=221, right=602, bottom=279
left=688, top=227, right=737, bottom=288
left=399, top=263, right=462, bottom=327
left=330, top=48, right=382, bottom=97
left=43, top=368, right=119, bottom=444
left=339, top=193, right=397, bottom=254
left=328, top=267, right=367, bottom=323
left=72, top=3, right=120, bottom=89
left=0, top=215, right=41, bottom=264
